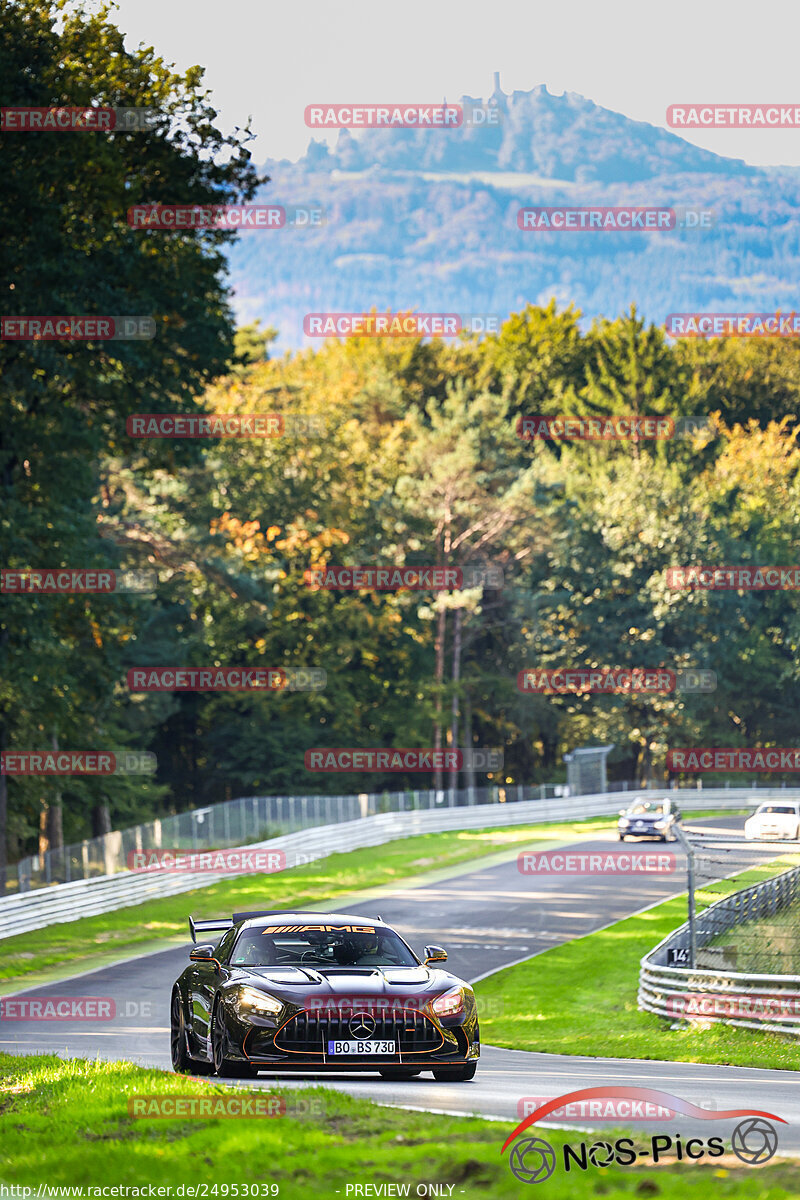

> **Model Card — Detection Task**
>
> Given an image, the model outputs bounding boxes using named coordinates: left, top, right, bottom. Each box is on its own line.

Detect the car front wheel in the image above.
left=170, top=991, right=190, bottom=1073
left=211, top=1001, right=257, bottom=1078
left=172, top=991, right=214, bottom=1074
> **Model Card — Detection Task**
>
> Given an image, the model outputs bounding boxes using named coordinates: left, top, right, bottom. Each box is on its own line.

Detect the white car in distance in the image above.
left=743, top=802, right=800, bottom=841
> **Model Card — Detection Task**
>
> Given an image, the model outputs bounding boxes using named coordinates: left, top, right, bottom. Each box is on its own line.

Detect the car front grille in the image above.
left=274, top=1008, right=443, bottom=1054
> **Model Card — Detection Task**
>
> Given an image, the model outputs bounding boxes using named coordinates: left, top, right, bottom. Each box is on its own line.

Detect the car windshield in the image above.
left=626, top=802, right=669, bottom=816
left=757, top=805, right=798, bottom=815
left=229, top=925, right=419, bottom=968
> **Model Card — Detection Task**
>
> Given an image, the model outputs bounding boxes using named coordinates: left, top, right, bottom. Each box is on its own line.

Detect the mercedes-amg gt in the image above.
left=170, top=909, right=480, bottom=1080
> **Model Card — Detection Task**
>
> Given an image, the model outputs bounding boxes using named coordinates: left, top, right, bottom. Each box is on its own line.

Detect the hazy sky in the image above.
left=108, top=0, right=800, bottom=167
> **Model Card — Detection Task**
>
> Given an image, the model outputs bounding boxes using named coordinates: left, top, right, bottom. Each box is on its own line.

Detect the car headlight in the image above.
left=618, top=818, right=630, bottom=828
left=232, top=986, right=283, bottom=1016
left=429, top=988, right=466, bottom=1019
left=653, top=820, right=669, bottom=830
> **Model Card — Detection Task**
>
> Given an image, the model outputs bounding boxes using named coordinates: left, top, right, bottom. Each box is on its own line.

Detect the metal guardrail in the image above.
left=8, top=782, right=574, bottom=894
left=0, top=792, right=608, bottom=940
left=9, top=775, right=789, bottom=894
left=0, top=786, right=772, bottom=942
left=639, top=858, right=800, bottom=1036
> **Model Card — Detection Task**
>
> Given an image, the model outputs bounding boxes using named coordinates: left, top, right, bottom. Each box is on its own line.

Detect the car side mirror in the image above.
left=190, top=943, right=217, bottom=962
left=424, top=945, right=447, bottom=964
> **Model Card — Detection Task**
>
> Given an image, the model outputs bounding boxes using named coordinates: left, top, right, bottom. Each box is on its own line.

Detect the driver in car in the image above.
left=231, top=932, right=277, bottom=966
left=332, top=933, right=398, bottom=965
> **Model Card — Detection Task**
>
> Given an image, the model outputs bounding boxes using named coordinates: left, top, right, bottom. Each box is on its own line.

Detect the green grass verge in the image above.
left=0, top=819, right=619, bottom=987
left=475, top=856, right=800, bottom=1071
left=706, top=896, right=800, bottom=974
left=1, top=1053, right=799, bottom=1196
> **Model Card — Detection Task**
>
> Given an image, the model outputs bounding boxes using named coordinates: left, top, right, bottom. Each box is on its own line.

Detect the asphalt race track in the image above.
left=3, top=817, right=799, bottom=1150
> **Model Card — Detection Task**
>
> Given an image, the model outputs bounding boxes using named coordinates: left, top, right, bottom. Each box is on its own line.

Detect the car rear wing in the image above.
left=189, top=915, right=234, bottom=944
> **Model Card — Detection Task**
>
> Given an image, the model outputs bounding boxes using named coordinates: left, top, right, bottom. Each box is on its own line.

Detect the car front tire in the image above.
left=431, top=1063, right=477, bottom=1081
left=170, top=990, right=190, bottom=1073
left=172, top=990, right=215, bottom=1074
left=211, top=1000, right=258, bottom=1078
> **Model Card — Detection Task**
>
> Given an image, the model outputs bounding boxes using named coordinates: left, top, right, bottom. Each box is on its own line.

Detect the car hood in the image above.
left=228, top=964, right=463, bottom=998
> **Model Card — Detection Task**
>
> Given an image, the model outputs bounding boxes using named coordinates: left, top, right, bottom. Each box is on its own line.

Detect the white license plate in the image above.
left=327, top=1039, right=396, bottom=1055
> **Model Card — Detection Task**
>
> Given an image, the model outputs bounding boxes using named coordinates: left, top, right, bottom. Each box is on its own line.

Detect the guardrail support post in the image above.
left=673, top=824, right=697, bottom=968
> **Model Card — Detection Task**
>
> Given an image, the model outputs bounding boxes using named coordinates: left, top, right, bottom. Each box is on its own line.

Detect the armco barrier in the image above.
left=12, top=776, right=786, bottom=894
left=10, top=783, right=571, bottom=892
left=0, top=787, right=773, bottom=941
left=639, top=855, right=800, bottom=1037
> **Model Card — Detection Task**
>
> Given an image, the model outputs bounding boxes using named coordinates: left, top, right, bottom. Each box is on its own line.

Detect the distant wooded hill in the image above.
left=227, top=80, right=799, bottom=349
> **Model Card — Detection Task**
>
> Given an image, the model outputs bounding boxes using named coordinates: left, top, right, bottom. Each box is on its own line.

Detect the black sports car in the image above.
left=171, top=909, right=480, bottom=1080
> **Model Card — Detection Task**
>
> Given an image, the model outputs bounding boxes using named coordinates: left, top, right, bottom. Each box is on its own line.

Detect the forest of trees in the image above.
left=7, top=299, right=800, bottom=868
left=4, top=1, right=800, bottom=877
